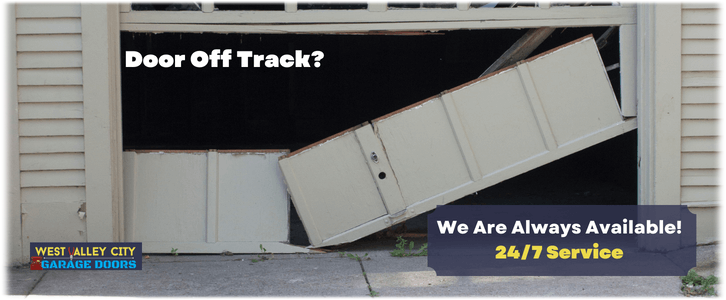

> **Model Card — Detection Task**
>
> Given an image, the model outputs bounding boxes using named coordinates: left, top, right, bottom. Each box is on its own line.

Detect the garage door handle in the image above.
left=370, top=152, right=379, bottom=163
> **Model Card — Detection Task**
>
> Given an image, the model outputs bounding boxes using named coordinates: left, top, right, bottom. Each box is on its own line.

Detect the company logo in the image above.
left=30, top=243, right=142, bottom=270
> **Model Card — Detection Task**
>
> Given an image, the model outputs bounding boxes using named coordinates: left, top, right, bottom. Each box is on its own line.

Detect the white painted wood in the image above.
left=681, top=186, right=718, bottom=202
left=353, top=126, right=407, bottom=216
left=20, top=170, right=85, bottom=187
left=19, top=136, right=84, bottom=153
left=682, top=55, right=719, bottom=71
left=328, top=119, right=636, bottom=248
left=525, top=38, right=623, bottom=146
left=368, top=2, right=387, bottom=12
left=685, top=201, right=719, bottom=208
left=120, top=6, right=635, bottom=24
left=682, top=39, right=719, bottom=54
left=18, top=119, right=84, bottom=137
left=21, top=186, right=85, bottom=204
left=206, top=151, right=218, bottom=243
left=16, top=18, right=82, bottom=34
left=111, top=6, right=125, bottom=242
left=441, top=93, right=483, bottom=181
left=83, top=3, right=123, bottom=242
left=284, top=1, right=297, bottom=13
left=539, top=2, right=551, bottom=9
left=20, top=153, right=85, bottom=171
left=682, top=24, right=719, bottom=39
left=374, top=98, right=472, bottom=207
left=682, top=119, right=718, bottom=136
left=682, top=103, right=718, bottom=119
left=687, top=207, right=719, bottom=245
left=18, top=86, right=83, bottom=103
left=16, top=34, right=82, bottom=52
left=449, top=68, right=546, bottom=176
left=682, top=169, right=719, bottom=177
left=279, top=130, right=389, bottom=245
left=281, top=37, right=628, bottom=247
left=19, top=102, right=83, bottom=119
left=17, top=69, right=83, bottom=86
left=331, top=119, right=637, bottom=248
left=124, top=150, right=299, bottom=252
left=682, top=87, right=719, bottom=103
left=21, top=202, right=87, bottom=262
left=682, top=152, right=718, bottom=169
left=682, top=9, right=719, bottom=24
left=16, top=4, right=81, bottom=18
left=682, top=136, right=718, bottom=152
left=120, top=3, right=131, bottom=13
left=620, top=24, right=637, bottom=116
left=682, top=3, right=720, bottom=9
left=202, top=2, right=214, bottom=13
left=122, top=17, right=634, bottom=33
left=125, top=151, right=208, bottom=242
left=619, top=3, right=636, bottom=8
left=681, top=174, right=719, bottom=186
left=17, top=52, right=83, bottom=69
left=515, top=63, right=558, bottom=150
left=217, top=151, right=290, bottom=243
left=122, top=151, right=136, bottom=242
left=682, top=71, right=719, bottom=87
left=456, top=2, right=470, bottom=11
left=8, top=3, right=24, bottom=264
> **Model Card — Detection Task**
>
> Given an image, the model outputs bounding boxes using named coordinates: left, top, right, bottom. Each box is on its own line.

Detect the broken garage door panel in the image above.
left=279, top=35, right=635, bottom=248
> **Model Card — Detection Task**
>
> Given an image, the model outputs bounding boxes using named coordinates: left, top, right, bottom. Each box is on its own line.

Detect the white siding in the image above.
left=680, top=5, right=719, bottom=216
left=15, top=3, right=86, bottom=254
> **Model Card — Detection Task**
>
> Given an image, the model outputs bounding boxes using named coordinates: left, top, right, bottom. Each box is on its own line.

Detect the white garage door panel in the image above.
left=279, top=128, right=389, bottom=245
left=128, top=151, right=208, bottom=243
left=217, top=151, right=289, bottom=242
left=450, top=68, right=548, bottom=175
left=526, top=38, right=623, bottom=146
left=124, top=150, right=309, bottom=253
left=374, top=99, right=472, bottom=206
left=280, top=35, right=633, bottom=248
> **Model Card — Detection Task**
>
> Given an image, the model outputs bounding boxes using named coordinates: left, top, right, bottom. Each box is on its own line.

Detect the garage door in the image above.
left=279, top=35, right=636, bottom=247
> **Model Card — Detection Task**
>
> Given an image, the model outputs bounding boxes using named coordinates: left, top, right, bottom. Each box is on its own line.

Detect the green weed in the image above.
left=339, top=252, right=369, bottom=261
left=251, top=244, right=271, bottom=263
left=390, top=236, right=427, bottom=257
left=681, top=269, right=718, bottom=296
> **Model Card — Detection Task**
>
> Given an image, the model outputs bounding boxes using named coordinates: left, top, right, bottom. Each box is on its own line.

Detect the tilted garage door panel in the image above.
left=374, top=100, right=471, bottom=207
left=279, top=130, right=389, bottom=244
left=450, top=68, right=548, bottom=176
left=526, top=40, right=623, bottom=146
left=280, top=36, right=633, bottom=247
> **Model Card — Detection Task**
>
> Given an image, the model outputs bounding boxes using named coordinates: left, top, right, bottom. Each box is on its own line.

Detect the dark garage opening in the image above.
left=121, top=27, right=636, bottom=246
